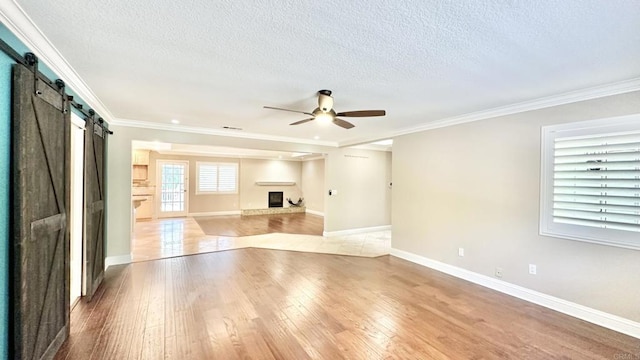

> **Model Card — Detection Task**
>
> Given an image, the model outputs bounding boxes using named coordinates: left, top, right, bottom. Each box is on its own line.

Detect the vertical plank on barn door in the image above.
left=10, top=64, right=70, bottom=359
left=83, top=114, right=106, bottom=301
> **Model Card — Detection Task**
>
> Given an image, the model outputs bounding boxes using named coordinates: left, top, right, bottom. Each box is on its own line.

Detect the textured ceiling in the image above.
left=12, top=0, right=640, bottom=145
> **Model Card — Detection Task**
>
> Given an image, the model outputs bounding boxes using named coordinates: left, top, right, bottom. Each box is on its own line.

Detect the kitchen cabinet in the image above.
left=132, top=150, right=150, bottom=165
left=132, top=149, right=150, bottom=181
left=135, top=195, right=155, bottom=219
left=132, top=166, right=148, bottom=180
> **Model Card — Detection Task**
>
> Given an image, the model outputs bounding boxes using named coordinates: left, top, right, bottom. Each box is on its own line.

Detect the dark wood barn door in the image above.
left=83, top=114, right=106, bottom=300
left=11, top=64, right=70, bottom=359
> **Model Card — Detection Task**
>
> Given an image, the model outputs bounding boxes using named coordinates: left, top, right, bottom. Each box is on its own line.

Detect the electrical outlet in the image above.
left=458, top=248, right=464, bottom=257
left=495, top=267, right=503, bottom=278
left=529, top=264, right=537, bottom=275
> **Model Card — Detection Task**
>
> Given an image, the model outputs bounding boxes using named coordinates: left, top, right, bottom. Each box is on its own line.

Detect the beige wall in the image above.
left=147, top=151, right=240, bottom=214
left=324, top=148, right=392, bottom=232
left=301, top=158, right=325, bottom=214
left=392, top=91, right=640, bottom=322
left=239, top=158, right=303, bottom=209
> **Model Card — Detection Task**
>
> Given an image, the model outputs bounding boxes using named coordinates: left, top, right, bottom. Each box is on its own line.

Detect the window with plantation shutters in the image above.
left=196, top=162, right=238, bottom=194
left=540, top=115, right=640, bottom=250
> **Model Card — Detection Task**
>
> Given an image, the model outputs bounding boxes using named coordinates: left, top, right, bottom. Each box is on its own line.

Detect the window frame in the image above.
left=540, top=114, right=640, bottom=250
left=195, top=161, right=239, bottom=195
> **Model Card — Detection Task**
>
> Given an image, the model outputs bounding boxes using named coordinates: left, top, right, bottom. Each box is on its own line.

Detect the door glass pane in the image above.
left=160, top=163, right=186, bottom=213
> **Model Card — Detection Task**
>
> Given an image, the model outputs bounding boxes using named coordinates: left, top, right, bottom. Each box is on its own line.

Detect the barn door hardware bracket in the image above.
left=55, top=79, right=68, bottom=113
left=98, top=117, right=113, bottom=135
left=23, top=52, right=42, bottom=96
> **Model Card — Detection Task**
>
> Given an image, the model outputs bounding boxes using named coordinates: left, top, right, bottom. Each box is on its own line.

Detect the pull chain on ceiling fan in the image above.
left=264, top=89, right=386, bottom=129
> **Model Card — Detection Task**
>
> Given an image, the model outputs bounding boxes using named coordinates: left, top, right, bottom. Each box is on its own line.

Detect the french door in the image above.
left=157, top=160, right=189, bottom=217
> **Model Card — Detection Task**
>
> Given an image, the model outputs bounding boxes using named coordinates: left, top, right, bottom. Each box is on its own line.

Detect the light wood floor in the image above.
left=56, top=249, right=638, bottom=359
left=132, top=217, right=390, bottom=262
left=194, top=213, right=324, bottom=236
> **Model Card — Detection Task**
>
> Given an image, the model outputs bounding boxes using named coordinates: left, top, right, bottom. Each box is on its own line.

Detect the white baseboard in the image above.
left=105, top=254, right=132, bottom=270
left=390, top=248, right=640, bottom=339
left=188, top=210, right=241, bottom=217
left=323, top=225, right=391, bottom=237
left=305, top=209, right=324, bottom=217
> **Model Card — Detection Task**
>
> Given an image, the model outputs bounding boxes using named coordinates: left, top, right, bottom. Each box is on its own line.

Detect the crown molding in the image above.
left=0, top=1, right=115, bottom=122
left=388, top=77, right=640, bottom=139
left=111, top=118, right=339, bottom=147
left=346, top=143, right=392, bottom=152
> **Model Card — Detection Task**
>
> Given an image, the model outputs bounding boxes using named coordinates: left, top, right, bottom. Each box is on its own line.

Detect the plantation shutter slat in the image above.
left=197, top=162, right=237, bottom=193
left=553, top=131, right=640, bottom=232
left=218, top=164, right=237, bottom=192
left=198, top=164, right=218, bottom=192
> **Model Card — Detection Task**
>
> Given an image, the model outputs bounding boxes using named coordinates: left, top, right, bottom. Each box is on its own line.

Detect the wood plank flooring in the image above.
left=194, top=213, right=324, bottom=236
left=55, top=249, right=639, bottom=359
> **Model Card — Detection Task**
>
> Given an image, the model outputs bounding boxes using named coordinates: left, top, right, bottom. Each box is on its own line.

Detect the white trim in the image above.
left=188, top=210, right=241, bottom=217
left=111, top=118, right=339, bottom=147
left=390, top=247, right=640, bottom=339
left=340, top=77, right=640, bottom=147
left=323, top=225, right=391, bottom=237
left=305, top=209, right=325, bottom=217
left=0, top=1, right=115, bottom=123
left=105, top=254, right=132, bottom=270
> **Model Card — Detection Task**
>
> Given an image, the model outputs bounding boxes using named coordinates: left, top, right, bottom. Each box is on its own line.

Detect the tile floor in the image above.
left=132, top=217, right=391, bottom=262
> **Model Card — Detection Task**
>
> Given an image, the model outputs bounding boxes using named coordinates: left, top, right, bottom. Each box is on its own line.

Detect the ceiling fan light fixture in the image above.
left=315, top=112, right=333, bottom=124
left=264, top=89, right=386, bottom=129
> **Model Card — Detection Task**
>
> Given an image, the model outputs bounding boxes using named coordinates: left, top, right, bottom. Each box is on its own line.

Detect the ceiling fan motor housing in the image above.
left=318, top=89, right=334, bottom=112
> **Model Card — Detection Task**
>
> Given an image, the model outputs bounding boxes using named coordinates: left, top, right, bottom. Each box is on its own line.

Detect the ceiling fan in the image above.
left=264, top=90, right=386, bottom=129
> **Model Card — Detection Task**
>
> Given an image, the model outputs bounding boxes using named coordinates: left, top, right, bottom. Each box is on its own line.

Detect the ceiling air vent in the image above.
left=222, top=126, right=243, bottom=130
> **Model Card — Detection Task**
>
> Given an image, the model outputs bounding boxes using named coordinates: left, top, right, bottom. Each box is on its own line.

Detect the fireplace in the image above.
left=268, top=191, right=284, bottom=208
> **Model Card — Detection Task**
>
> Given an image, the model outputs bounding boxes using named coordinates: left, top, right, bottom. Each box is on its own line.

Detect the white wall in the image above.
left=392, top=91, right=640, bottom=322
left=301, top=158, right=325, bottom=214
left=324, top=148, right=392, bottom=232
left=239, top=158, right=303, bottom=209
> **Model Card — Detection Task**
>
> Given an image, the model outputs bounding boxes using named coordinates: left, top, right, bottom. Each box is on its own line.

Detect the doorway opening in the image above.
left=69, top=113, right=84, bottom=307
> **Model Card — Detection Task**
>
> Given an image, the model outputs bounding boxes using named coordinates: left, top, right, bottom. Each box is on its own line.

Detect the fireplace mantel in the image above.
left=255, top=181, right=296, bottom=186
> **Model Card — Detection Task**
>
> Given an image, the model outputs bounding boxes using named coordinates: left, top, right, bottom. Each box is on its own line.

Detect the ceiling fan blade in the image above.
left=336, top=110, right=386, bottom=117
left=264, top=106, right=313, bottom=116
left=333, top=118, right=355, bottom=129
left=290, top=118, right=315, bottom=126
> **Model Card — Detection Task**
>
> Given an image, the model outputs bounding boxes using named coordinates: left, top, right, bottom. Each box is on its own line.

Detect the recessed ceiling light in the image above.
left=313, top=136, right=320, bottom=140
left=171, top=119, right=180, bottom=124
left=278, top=155, right=283, bottom=159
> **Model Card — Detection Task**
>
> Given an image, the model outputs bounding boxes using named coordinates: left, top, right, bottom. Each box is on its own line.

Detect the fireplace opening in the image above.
left=268, top=191, right=284, bottom=208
